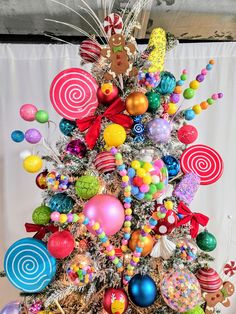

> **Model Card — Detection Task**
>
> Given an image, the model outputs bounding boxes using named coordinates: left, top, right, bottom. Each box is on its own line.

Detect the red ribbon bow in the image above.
left=177, top=202, right=209, bottom=238
left=25, top=223, right=59, bottom=240
left=76, top=98, right=133, bottom=149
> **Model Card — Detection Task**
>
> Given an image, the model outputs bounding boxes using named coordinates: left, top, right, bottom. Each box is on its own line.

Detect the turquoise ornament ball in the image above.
left=48, top=193, right=74, bottom=213
left=156, top=71, right=176, bottom=95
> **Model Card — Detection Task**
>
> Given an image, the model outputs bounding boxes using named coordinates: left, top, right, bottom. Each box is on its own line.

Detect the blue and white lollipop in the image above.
left=4, top=237, right=56, bottom=292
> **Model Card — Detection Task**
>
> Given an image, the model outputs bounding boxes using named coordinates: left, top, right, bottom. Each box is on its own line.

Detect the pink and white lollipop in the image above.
left=104, top=13, right=123, bottom=37
left=180, top=144, right=224, bottom=185
left=50, top=68, right=99, bottom=121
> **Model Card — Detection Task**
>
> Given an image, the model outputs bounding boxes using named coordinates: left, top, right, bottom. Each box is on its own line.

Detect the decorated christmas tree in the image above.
left=1, top=1, right=236, bottom=314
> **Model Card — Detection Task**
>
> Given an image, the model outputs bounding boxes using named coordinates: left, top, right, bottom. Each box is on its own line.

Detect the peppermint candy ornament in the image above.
left=224, top=261, right=236, bottom=277
left=104, top=13, right=123, bottom=37
left=79, top=39, right=101, bottom=63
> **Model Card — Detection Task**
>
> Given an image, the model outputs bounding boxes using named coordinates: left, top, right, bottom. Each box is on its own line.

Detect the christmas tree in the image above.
left=1, top=1, right=235, bottom=314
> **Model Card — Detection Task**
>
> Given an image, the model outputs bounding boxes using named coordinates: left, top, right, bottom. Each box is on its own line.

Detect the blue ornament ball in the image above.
left=162, top=155, right=180, bottom=179
left=133, top=123, right=145, bottom=135
left=184, top=109, right=195, bottom=121
left=128, top=274, right=157, bottom=307
left=59, top=118, right=76, bottom=136
left=157, top=71, right=176, bottom=95
left=48, top=193, right=74, bottom=213
left=11, top=130, right=25, bottom=143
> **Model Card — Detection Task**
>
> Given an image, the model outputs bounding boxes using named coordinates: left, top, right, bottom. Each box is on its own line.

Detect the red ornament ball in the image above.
left=95, top=151, right=116, bottom=174
left=133, top=176, right=143, bottom=187
left=97, top=83, right=119, bottom=105
left=196, top=267, right=223, bottom=293
left=79, top=39, right=101, bottom=63
left=177, top=124, right=198, bottom=144
left=153, top=210, right=178, bottom=235
left=35, top=170, right=48, bottom=189
left=103, top=288, right=129, bottom=314
left=47, top=230, right=75, bottom=259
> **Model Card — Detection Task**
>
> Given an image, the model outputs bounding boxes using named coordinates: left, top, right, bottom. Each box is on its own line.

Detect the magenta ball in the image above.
left=20, top=104, right=38, bottom=121
left=83, top=194, right=124, bottom=236
left=0, top=302, right=20, bottom=314
left=147, top=118, right=171, bottom=144
left=25, top=128, right=42, bottom=144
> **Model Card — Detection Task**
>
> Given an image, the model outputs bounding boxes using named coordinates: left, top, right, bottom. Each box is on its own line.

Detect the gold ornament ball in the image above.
left=125, top=92, right=148, bottom=116
left=23, top=155, right=43, bottom=173
left=128, top=230, right=154, bottom=256
left=103, top=123, right=126, bottom=147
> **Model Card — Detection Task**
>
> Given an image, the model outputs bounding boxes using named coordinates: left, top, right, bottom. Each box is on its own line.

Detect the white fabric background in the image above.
left=0, top=42, right=236, bottom=312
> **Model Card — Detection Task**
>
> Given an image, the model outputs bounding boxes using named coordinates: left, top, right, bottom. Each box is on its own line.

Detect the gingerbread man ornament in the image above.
left=101, top=34, right=138, bottom=80
left=203, top=281, right=235, bottom=314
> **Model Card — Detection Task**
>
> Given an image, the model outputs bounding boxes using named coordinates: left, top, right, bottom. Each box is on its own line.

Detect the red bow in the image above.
left=25, top=223, right=59, bottom=240
left=177, top=202, right=209, bottom=238
left=76, top=98, right=133, bottom=149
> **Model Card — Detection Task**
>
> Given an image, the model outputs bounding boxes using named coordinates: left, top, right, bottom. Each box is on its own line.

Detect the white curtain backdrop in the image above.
left=0, top=42, right=236, bottom=312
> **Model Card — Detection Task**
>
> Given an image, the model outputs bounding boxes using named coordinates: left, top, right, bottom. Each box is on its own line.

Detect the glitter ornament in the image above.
left=66, top=139, right=87, bottom=158
left=48, top=193, right=74, bottom=213
left=66, top=254, right=95, bottom=286
left=46, top=171, right=70, bottom=192
left=32, top=205, right=51, bottom=225
left=59, top=118, right=76, bottom=136
left=147, top=118, right=171, bottom=144
left=75, top=175, right=100, bottom=200
left=173, top=173, right=200, bottom=205
left=162, top=155, right=180, bottom=179
left=160, top=269, right=201, bottom=312
left=94, top=151, right=116, bottom=173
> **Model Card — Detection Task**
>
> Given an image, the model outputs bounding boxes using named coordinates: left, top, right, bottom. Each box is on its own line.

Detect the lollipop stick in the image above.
left=55, top=300, right=65, bottom=314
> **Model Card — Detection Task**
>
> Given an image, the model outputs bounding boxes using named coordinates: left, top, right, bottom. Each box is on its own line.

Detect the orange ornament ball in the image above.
left=125, top=92, right=148, bottom=116
left=128, top=230, right=154, bottom=256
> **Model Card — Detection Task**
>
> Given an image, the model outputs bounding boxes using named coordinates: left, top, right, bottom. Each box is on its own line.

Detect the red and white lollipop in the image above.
left=104, top=13, right=123, bottom=37
left=224, top=261, right=236, bottom=277
left=50, top=68, right=99, bottom=121
left=180, top=144, right=224, bottom=185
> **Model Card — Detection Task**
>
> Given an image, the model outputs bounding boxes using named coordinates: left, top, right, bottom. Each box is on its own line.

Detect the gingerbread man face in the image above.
left=109, top=34, right=126, bottom=49
left=224, top=281, right=235, bottom=296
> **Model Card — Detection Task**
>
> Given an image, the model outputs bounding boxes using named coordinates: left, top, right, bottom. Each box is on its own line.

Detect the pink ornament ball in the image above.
left=20, top=104, right=38, bottom=121
left=51, top=211, right=60, bottom=222
left=83, top=194, right=124, bottom=236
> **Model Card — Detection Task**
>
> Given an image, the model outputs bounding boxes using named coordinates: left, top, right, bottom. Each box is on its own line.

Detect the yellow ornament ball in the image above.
left=23, top=155, right=43, bottom=173
left=167, top=103, right=178, bottom=115
left=193, top=104, right=202, bottom=114
left=190, top=80, right=200, bottom=90
left=103, top=123, right=126, bottom=147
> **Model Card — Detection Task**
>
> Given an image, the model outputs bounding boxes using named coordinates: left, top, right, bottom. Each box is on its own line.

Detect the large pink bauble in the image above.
left=20, top=104, right=38, bottom=121
left=83, top=194, right=124, bottom=236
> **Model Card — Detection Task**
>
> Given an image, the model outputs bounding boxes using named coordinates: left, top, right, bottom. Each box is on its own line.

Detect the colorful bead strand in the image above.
left=110, top=147, right=133, bottom=253
left=183, top=59, right=215, bottom=100
left=184, top=92, right=223, bottom=121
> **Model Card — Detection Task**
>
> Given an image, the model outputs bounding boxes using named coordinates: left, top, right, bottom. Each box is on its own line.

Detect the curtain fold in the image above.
left=0, top=42, right=236, bottom=311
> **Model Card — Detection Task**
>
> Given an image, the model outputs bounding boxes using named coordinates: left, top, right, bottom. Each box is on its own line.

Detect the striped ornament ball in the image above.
left=94, top=151, right=116, bottom=174
left=79, top=39, right=101, bottom=63
left=196, top=267, right=223, bottom=293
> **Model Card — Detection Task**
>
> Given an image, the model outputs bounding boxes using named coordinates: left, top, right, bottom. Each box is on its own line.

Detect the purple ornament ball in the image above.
left=196, top=74, right=204, bottom=82
left=66, top=139, right=87, bottom=158
left=170, top=93, right=180, bottom=103
left=0, top=302, right=20, bottom=314
left=147, top=118, right=171, bottom=144
left=25, top=128, right=42, bottom=144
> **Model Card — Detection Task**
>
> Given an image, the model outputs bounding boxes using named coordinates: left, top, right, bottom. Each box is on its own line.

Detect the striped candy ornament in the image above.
left=94, top=151, right=116, bottom=173
left=224, top=261, right=236, bottom=277
left=196, top=268, right=223, bottom=293
left=79, top=39, right=101, bottom=63
left=104, top=13, right=123, bottom=37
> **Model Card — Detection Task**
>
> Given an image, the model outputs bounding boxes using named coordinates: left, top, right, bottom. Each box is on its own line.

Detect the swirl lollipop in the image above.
left=4, top=238, right=56, bottom=292
left=180, top=144, right=223, bottom=185
left=50, top=68, right=99, bottom=121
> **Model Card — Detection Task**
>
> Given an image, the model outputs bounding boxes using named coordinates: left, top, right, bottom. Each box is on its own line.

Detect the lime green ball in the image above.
left=35, top=110, right=49, bottom=123
left=183, top=305, right=204, bottom=314
left=144, top=193, right=153, bottom=201
left=32, top=205, right=51, bottom=225
left=207, top=98, right=214, bottom=105
left=156, top=182, right=165, bottom=190
left=183, top=88, right=195, bottom=99
left=149, top=184, right=157, bottom=194
left=75, top=175, right=100, bottom=200
left=146, top=92, right=161, bottom=112
left=181, top=74, right=187, bottom=81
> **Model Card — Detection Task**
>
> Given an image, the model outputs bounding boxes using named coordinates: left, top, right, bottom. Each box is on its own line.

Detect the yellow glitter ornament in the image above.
left=148, top=28, right=167, bottom=73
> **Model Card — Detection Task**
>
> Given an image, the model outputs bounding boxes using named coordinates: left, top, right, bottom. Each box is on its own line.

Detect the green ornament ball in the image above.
left=35, top=110, right=49, bottom=123
left=32, top=205, right=51, bottom=225
left=146, top=92, right=161, bottom=112
left=75, top=175, right=100, bottom=200
left=196, top=230, right=217, bottom=252
left=183, top=88, right=195, bottom=99
left=184, top=305, right=204, bottom=314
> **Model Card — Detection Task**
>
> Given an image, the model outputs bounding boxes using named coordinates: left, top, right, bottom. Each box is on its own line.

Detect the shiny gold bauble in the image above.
left=128, top=230, right=154, bottom=256
left=125, top=92, right=148, bottom=116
